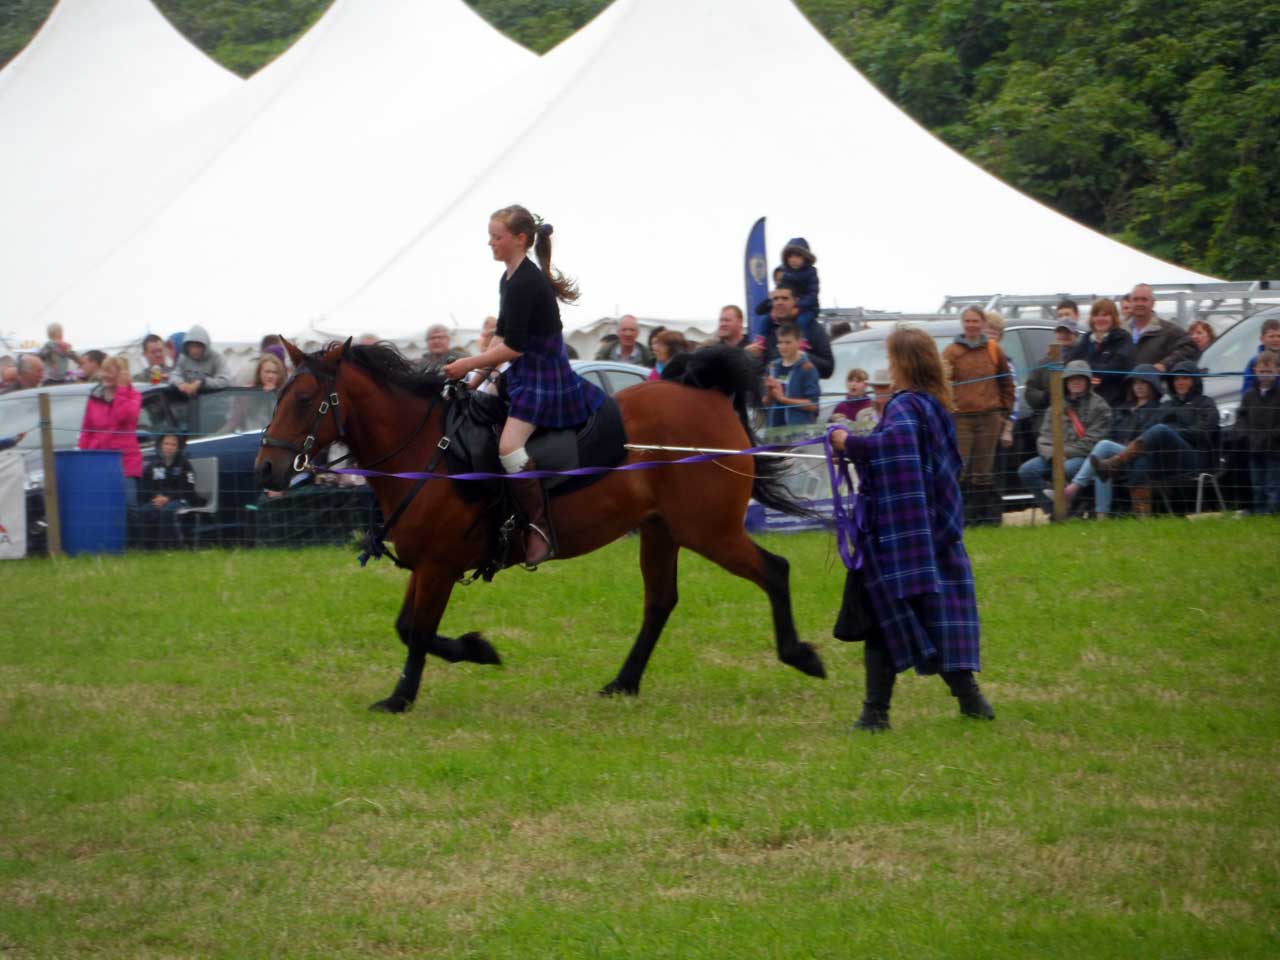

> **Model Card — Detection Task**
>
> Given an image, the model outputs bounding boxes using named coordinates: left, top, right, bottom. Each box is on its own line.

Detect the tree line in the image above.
left=2, top=0, right=1275, bottom=279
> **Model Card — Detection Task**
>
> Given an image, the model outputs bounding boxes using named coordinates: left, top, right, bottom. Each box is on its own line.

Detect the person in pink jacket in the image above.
left=78, top=355, right=143, bottom=506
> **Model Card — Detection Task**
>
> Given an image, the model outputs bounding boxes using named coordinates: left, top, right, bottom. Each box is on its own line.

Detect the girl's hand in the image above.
left=443, top=358, right=470, bottom=381
left=828, top=427, right=849, bottom=452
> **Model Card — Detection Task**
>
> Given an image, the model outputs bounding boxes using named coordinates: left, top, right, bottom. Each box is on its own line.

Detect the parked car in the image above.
left=823, top=319, right=1056, bottom=510
left=1, top=359, right=652, bottom=554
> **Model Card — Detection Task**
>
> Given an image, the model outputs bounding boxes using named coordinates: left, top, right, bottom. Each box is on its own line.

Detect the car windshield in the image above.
left=185, top=387, right=279, bottom=435
left=0, top=390, right=90, bottom=452
left=1199, top=311, right=1268, bottom=396
left=825, top=332, right=954, bottom=395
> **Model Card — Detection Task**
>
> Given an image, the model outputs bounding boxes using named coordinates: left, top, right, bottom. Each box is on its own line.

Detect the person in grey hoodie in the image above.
left=169, top=324, right=230, bottom=396
left=1016, top=359, right=1112, bottom=514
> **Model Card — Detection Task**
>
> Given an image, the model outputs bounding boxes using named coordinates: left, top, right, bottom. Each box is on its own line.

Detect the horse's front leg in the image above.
left=369, top=565, right=501, bottom=713
left=600, top=518, right=679, bottom=696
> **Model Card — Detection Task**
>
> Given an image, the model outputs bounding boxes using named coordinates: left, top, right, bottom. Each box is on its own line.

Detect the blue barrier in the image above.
left=55, top=450, right=126, bottom=555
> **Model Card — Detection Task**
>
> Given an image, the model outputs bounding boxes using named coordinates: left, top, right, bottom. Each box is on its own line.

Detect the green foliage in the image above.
left=1, top=0, right=1276, bottom=279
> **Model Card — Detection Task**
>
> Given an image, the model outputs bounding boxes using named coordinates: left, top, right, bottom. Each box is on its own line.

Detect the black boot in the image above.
left=508, top=467, right=556, bottom=567
left=854, top=640, right=896, bottom=732
left=943, top=670, right=995, bottom=720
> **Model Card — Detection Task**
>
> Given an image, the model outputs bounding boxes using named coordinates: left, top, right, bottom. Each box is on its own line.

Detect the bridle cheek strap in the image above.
left=260, top=363, right=345, bottom=472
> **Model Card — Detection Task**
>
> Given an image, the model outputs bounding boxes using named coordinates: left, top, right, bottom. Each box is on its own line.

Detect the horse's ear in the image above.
left=341, top=336, right=353, bottom=358
left=320, top=339, right=346, bottom=371
left=282, top=337, right=305, bottom=367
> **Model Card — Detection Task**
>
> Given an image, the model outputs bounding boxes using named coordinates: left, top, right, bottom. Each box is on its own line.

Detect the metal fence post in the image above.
left=38, top=392, right=63, bottom=557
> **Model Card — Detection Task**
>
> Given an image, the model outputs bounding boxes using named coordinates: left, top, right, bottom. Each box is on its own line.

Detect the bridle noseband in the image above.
left=260, top=359, right=345, bottom=473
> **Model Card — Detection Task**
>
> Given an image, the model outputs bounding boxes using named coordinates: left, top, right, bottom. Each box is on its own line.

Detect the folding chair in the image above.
left=177, top=457, right=219, bottom=546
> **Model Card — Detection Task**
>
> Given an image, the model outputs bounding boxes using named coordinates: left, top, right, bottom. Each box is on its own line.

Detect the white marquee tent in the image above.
left=20, top=0, right=533, bottom=348
left=7, top=0, right=1214, bottom=351
left=0, top=0, right=240, bottom=340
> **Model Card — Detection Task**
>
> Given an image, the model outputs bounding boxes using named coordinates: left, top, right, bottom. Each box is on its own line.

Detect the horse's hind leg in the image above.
left=370, top=566, right=502, bottom=714
left=600, top=518, right=679, bottom=697
left=689, top=531, right=826, bottom=680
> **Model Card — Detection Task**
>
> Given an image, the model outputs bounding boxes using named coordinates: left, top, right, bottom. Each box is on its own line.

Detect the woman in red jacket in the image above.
left=78, top=355, right=143, bottom=506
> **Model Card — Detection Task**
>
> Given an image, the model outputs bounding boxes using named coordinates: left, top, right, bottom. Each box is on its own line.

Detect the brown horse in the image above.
left=255, top=339, right=825, bottom=712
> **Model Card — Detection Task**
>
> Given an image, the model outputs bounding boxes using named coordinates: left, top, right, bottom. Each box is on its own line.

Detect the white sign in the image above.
left=0, top=451, right=27, bottom=559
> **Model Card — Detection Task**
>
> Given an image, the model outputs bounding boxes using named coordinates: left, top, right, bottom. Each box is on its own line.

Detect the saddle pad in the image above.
left=443, top=391, right=628, bottom=499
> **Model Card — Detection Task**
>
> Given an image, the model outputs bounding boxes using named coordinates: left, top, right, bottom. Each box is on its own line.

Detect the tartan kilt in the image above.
left=504, top=332, right=605, bottom=429
left=861, top=537, right=981, bottom=675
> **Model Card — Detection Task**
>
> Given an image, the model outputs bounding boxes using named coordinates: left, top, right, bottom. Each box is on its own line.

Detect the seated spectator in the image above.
left=78, top=355, right=142, bottom=506
left=1025, top=316, right=1079, bottom=433
left=754, top=240, right=820, bottom=340
left=135, top=433, right=203, bottom=549
left=420, top=323, right=467, bottom=374
left=1092, top=360, right=1220, bottom=515
left=169, top=325, right=230, bottom=396
left=763, top=323, right=820, bottom=428
left=134, top=333, right=174, bottom=384
left=1016, top=360, right=1111, bottom=515
left=829, top=367, right=873, bottom=419
left=595, top=315, right=652, bottom=366
left=648, top=330, right=689, bottom=380
left=0, top=355, right=43, bottom=393
left=78, top=349, right=106, bottom=382
left=751, top=282, right=834, bottom=378
left=1129, top=283, right=1196, bottom=371
left=1068, top=297, right=1136, bottom=408
left=225, top=355, right=285, bottom=432
left=0, top=431, right=26, bottom=451
left=828, top=320, right=853, bottom=340
left=1232, top=349, right=1280, bottom=514
left=1060, top=365, right=1166, bottom=518
left=1187, top=320, right=1216, bottom=360
left=1242, top=318, right=1280, bottom=395
left=38, top=323, right=79, bottom=383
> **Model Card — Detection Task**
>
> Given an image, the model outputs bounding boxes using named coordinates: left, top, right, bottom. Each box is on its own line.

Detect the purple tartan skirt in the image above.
left=505, top=332, right=604, bottom=429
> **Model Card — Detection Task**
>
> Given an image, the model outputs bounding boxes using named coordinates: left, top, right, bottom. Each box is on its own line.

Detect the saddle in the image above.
left=442, top=386, right=628, bottom=502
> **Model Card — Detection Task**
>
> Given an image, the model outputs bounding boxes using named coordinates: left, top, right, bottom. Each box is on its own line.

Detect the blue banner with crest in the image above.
left=744, top=217, right=769, bottom=338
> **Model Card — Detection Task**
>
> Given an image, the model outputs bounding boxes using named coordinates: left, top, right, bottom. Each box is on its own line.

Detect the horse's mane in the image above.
left=332, top=341, right=447, bottom=398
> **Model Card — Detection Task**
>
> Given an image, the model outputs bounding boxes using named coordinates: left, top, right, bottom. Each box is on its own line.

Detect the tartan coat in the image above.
left=842, top=390, right=981, bottom=674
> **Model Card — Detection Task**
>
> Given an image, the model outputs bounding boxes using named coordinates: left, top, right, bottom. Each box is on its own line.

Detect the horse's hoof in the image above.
left=781, top=643, right=827, bottom=680
left=599, top=681, right=639, bottom=697
left=369, top=694, right=413, bottom=714
left=459, top=632, right=502, bottom=666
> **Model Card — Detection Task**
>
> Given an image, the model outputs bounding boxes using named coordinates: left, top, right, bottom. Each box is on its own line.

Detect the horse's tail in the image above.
left=663, top=346, right=819, bottom=520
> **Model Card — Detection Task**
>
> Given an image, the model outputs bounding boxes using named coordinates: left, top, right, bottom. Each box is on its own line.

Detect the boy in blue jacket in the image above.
left=764, top=324, right=820, bottom=427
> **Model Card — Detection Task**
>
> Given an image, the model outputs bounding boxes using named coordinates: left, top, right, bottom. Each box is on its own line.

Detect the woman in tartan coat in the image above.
left=829, top=326, right=994, bottom=732
left=445, top=205, right=604, bottom=567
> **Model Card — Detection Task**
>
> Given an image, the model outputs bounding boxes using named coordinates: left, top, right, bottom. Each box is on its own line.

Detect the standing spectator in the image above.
left=1241, top=318, right=1280, bottom=395
left=259, top=333, right=289, bottom=373
left=1062, top=365, right=1167, bottom=518
left=595, top=315, right=652, bottom=366
left=1025, top=317, right=1079, bottom=432
left=763, top=324, right=820, bottom=427
left=1093, top=361, right=1220, bottom=515
left=648, top=330, right=689, bottom=381
left=420, top=323, right=465, bottom=374
left=646, top=325, right=667, bottom=357
left=38, top=323, right=79, bottom=382
left=477, top=316, right=498, bottom=353
left=78, top=355, right=142, bottom=506
left=1120, top=292, right=1134, bottom=326
left=1129, top=283, right=1196, bottom=371
left=750, top=282, right=833, bottom=377
left=983, top=311, right=1017, bottom=451
left=1233, top=350, right=1280, bottom=514
left=0, top=356, right=16, bottom=390
left=1187, top=320, right=1216, bottom=360
left=869, top=369, right=893, bottom=417
left=0, top=355, right=45, bottom=393
left=136, top=433, right=203, bottom=548
left=165, top=332, right=185, bottom=366
left=169, top=324, right=230, bottom=396
left=134, top=334, right=174, bottom=384
left=78, top=349, right=106, bottom=382
left=0, top=431, right=27, bottom=451
left=829, top=326, right=993, bottom=732
left=709, top=305, right=748, bottom=349
left=1016, top=360, right=1112, bottom=515
left=943, top=306, right=1014, bottom=524
left=1068, top=297, right=1136, bottom=407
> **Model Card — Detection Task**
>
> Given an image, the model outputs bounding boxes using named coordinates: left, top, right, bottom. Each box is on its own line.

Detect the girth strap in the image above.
left=357, top=436, right=452, bottom=569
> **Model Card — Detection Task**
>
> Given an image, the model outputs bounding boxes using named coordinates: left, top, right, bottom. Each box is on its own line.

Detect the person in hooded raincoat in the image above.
left=829, top=326, right=994, bottom=733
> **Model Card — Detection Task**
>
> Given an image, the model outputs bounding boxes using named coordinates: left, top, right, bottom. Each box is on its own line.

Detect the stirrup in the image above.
left=522, top=523, right=556, bottom=570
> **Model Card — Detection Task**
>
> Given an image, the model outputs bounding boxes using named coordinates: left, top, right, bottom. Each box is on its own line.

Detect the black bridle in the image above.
left=260, top=351, right=443, bottom=475
left=259, top=359, right=346, bottom=473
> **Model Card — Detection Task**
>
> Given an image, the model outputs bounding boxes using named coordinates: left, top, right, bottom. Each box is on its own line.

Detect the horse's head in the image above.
left=255, top=338, right=350, bottom=491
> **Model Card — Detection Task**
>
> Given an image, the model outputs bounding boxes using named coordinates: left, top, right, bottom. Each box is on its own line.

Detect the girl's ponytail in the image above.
left=492, top=204, right=579, bottom=303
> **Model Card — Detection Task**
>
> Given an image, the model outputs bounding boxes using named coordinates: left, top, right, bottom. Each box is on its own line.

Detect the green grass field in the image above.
left=2, top=518, right=1278, bottom=958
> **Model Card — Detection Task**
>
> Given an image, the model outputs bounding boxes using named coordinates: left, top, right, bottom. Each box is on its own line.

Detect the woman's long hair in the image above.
left=886, top=325, right=953, bottom=412
left=492, top=204, right=579, bottom=303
